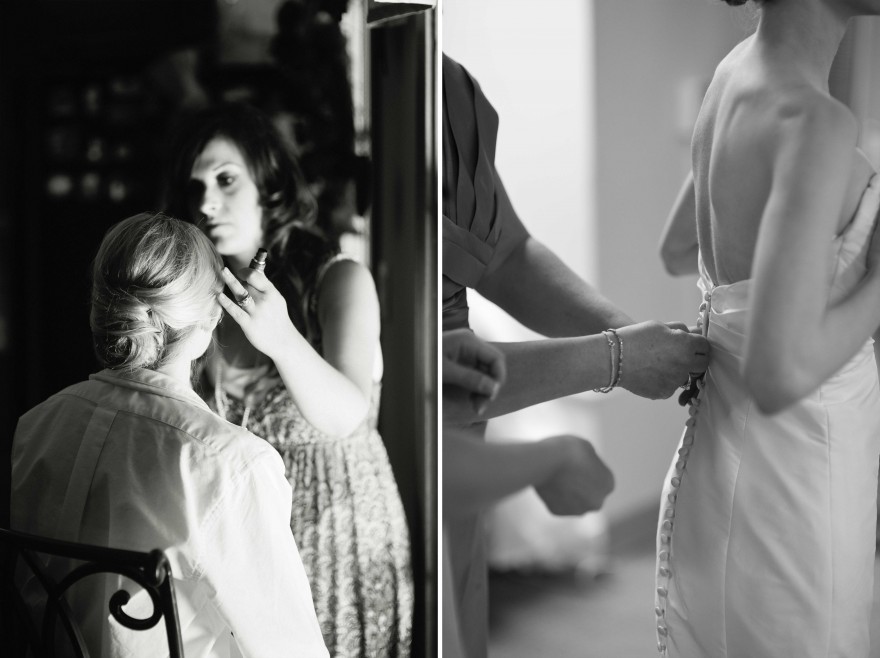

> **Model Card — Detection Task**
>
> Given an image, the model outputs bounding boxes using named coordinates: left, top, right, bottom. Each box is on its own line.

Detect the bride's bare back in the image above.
left=694, top=35, right=874, bottom=287
left=682, top=11, right=880, bottom=414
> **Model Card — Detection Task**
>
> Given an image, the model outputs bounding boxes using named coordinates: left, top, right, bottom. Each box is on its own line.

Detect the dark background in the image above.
left=0, top=1, right=437, bottom=654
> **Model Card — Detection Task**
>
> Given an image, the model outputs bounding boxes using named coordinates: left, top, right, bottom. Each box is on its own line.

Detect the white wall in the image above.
left=442, top=0, right=597, bottom=284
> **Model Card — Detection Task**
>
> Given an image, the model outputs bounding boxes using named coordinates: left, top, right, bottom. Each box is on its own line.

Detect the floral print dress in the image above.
left=209, top=256, right=413, bottom=657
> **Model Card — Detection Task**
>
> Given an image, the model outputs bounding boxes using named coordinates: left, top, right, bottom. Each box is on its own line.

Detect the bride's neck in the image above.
left=155, top=327, right=214, bottom=388
left=756, top=0, right=851, bottom=89
left=156, top=357, right=195, bottom=389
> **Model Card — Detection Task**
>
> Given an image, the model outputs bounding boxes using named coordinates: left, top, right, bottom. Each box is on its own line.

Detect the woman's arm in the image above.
left=465, top=321, right=709, bottom=422
left=476, top=175, right=633, bottom=335
left=441, top=331, right=614, bottom=516
left=745, top=97, right=880, bottom=413
left=458, top=172, right=710, bottom=417
left=659, top=171, right=700, bottom=276
left=442, top=429, right=614, bottom=519
left=218, top=262, right=374, bottom=436
left=313, top=260, right=379, bottom=403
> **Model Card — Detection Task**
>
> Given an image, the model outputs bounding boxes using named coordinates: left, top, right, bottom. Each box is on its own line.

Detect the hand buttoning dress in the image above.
left=655, top=169, right=880, bottom=658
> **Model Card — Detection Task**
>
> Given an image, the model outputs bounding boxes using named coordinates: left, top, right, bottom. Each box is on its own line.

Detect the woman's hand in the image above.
left=442, top=429, right=614, bottom=518
left=217, top=266, right=301, bottom=361
left=534, top=435, right=615, bottom=516
left=616, top=320, right=710, bottom=400
left=443, top=329, right=506, bottom=422
left=219, top=259, right=374, bottom=436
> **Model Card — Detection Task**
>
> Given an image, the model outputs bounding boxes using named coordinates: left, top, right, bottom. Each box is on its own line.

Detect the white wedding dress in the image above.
left=655, top=171, right=880, bottom=658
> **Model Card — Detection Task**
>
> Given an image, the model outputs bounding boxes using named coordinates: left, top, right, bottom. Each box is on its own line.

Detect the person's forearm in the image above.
left=442, top=431, right=560, bottom=518
left=479, top=335, right=613, bottom=418
left=747, top=269, right=880, bottom=412
left=477, top=236, right=633, bottom=336
left=272, top=334, right=369, bottom=436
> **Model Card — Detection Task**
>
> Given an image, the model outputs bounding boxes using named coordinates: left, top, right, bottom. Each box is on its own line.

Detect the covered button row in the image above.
left=656, top=393, right=702, bottom=655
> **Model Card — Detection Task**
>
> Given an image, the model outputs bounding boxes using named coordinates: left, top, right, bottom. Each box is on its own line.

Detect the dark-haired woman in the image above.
left=12, top=212, right=328, bottom=657
left=164, top=104, right=412, bottom=657
left=655, top=1, right=880, bottom=656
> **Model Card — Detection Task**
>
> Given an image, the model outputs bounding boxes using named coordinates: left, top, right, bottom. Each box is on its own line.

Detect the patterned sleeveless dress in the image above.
left=208, top=255, right=413, bottom=657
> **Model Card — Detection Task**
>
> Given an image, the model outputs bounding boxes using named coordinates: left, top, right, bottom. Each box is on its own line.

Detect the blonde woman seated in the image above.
left=11, top=212, right=328, bottom=657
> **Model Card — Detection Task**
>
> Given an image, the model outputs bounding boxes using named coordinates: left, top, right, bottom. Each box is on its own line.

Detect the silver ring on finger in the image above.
left=236, top=291, right=254, bottom=308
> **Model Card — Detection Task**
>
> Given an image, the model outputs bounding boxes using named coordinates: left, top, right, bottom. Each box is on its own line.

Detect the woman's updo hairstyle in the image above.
left=90, top=212, right=223, bottom=371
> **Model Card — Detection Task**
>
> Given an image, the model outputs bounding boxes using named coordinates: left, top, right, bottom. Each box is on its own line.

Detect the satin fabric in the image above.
left=656, top=174, right=880, bottom=658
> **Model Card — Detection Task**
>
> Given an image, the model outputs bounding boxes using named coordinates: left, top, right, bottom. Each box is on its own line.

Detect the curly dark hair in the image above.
left=162, top=103, right=338, bottom=333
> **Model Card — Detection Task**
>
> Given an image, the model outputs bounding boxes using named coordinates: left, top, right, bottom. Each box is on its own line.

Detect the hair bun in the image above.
left=91, top=290, right=165, bottom=370
left=90, top=212, right=222, bottom=373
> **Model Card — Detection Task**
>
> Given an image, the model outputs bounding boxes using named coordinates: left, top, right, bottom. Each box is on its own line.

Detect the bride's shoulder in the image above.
left=716, top=42, right=855, bottom=142
left=774, top=85, right=851, bottom=120
left=769, top=89, right=857, bottom=151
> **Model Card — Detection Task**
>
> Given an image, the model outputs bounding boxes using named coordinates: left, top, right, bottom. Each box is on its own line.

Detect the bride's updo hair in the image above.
left=90, top=212, right=223, bottom=371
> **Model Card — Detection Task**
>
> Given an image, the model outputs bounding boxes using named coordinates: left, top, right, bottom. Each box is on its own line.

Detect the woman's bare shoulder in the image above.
left=715, top=38, right=854, bottom=142
left=317, top=258, right=378, bottom=316
left=319, top=257, right=374, bottom=292
left=775, top=85, right=852, bottom=122
left=767, top=89, right=858, bottom=165
left=722, top=79, right=857, bottom=164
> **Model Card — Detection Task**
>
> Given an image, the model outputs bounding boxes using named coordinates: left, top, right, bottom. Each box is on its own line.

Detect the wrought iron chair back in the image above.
left=0, top=527, right=183, bottom=658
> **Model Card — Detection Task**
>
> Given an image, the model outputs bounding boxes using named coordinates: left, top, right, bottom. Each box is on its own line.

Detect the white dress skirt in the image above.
left=655, top=174, right=880, bottom=658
